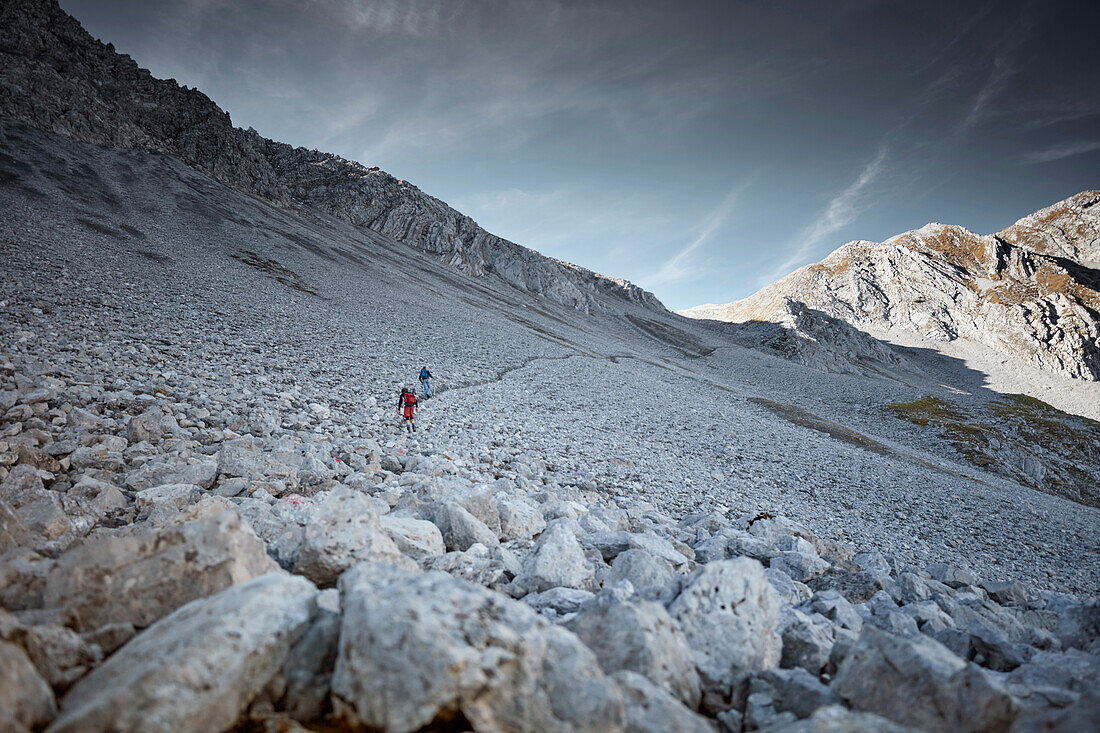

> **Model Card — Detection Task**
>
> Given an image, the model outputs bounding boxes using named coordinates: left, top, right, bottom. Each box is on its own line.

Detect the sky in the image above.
left=62, top=0, right=1100, bottom=311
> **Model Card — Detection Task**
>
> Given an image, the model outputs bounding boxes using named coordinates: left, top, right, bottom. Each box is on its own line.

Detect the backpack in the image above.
left=403, top=392, right=417, bottom=406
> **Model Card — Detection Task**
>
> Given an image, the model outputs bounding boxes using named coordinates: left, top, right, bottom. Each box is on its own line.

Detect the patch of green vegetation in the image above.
left=887, top=396, right=965, bottom=426
left=887, top=393, right=1100, bottom=508
left=991, top=393, right=1100, bottom=429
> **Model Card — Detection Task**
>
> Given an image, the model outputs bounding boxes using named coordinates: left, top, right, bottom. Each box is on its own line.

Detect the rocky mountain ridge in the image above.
left=2, top=1, right=1099, bottom=730
left=681, top=191, right=1100, bottom=381
left=0, top=0, right=660, bottom=313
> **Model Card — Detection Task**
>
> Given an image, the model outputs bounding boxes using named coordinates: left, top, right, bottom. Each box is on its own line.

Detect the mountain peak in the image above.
left=681, top=192, right=1100, bottom=381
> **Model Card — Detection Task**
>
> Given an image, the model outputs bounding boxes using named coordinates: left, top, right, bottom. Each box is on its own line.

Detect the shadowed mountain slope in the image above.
left=0, top=0, right=660, bottom=313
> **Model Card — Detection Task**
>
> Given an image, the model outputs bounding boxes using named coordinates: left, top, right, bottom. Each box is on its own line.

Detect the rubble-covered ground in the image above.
left=2, top=119, right=1099, bottom=731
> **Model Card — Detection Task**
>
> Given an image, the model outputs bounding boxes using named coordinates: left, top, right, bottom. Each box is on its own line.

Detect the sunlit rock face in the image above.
left=682, top=191, right=1100, bottom=381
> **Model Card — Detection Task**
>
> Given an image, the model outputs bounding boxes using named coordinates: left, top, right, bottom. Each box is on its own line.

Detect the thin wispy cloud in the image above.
left=763, top=147, right=888, bottom=284
left=639, top=182, right=748, bottom=289
left=1019, top=140, right=1100, bottom=165
left=963, top=53, right=1015, bottom=129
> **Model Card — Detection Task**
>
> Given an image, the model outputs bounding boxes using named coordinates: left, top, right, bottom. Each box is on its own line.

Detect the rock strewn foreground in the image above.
left=0, top=0, right=661, bottom=314
left=1, top=354, right=1098, bottom=732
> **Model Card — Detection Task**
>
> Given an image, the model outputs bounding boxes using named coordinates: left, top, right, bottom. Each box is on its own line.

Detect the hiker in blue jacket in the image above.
left=419, top=366, right=433, bottom=399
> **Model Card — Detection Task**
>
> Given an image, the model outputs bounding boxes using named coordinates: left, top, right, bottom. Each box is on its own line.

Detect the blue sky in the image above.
left=63, top=0, right=1100, bottom=310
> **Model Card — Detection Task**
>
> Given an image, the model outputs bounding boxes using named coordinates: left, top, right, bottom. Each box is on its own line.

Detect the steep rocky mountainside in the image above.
left=0, top=0, right=659, bottom=313
left=3, top=1, right=1100, bottom=730
left=681, top=192, right=1100, bottom=381
left=4, top=118, right=1099, bottom=731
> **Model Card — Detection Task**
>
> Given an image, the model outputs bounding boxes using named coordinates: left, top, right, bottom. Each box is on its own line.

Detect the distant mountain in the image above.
left=0, top=0, right=661, bottom=313
left=681, top=192, right=1100, bottom=381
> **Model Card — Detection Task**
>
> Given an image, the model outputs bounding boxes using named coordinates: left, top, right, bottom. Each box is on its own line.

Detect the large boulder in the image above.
left=0, top=498, right=31, bottom=552
left=294, top=487, right=416, bottom=587
left=0, top=639, right=56, bottom=730
left=125, top=405, right=183, bottom=444
left=566, top=595, right=701, bottom=707
left=277, top=590, right=342, bottom=724
left=133, top=482, right=202, bottom=519
left=44, top=510, right=277, bottom=631
left=779, top=607, right=835, bottom=674
left=1002, top=649, right=1100, bottom=731
left=607, top=548, right=676, bottom=603
left=1, top=465, right=71, bottom=552
left=124, top=457, right=216, bottom=491
left=60, top=478, right=127, bottom=538
left=0, top=549, right=53, bottom=611
left=832, top=625, right=1019, bottom=732
left=512, top=518, right=596, bottom=595
left=331, top=564, right=625, bottom=732
left=585, top=530, right=691, bottom=571
left=666, top=557, right=781, bottom=713
left=427, top=501, right=500, bottom=551
left=48, top=574, right=317, bottom=733
left=0, top=613, right=103, bottom=690
left=379, top=514, right=445, bottom=563
left=235, top=497, right=311, bottom=569
left=441, top=483, right=501, bottom=536
left=498, top=496, right=547, bottom=541
left=612, top=670, right=714, bottom=733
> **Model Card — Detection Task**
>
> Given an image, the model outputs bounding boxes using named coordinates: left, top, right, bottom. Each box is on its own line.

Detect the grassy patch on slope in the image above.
left=888, top=394, right=1100, bottom=507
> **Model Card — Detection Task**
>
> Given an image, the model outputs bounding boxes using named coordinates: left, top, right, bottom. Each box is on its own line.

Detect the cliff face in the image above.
left=0, top=0, right=661, bottom=313
left=681, top=192, right=1100, bottom=381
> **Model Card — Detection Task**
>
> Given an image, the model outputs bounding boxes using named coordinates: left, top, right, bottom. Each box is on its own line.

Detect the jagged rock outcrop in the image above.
left=682, top=192, right=1100, bottom=381
left=0, top=0, right=661, bottom=313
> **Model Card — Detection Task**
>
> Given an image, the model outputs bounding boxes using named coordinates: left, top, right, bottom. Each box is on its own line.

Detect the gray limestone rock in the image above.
left=927, top=561, right=979, bottom=589
left=612, top=671, right=714, bottom=733
left=0, top=498, right=31, bottom=553
left=48, top=574, right=317, bottom=733
left=778, top=606, right=834, bottom=674
left=332, top=564, right=625, bottom=732
left=982, top=580, right=1028, bottom=605
left=427, top=501, right=500, bottom=552
left=567, top=595, right=701, bottom=707
left=378, top=514, right=445, bottom=563
left=832, top=625, right=1019, bottom=732
left=766, top=705, right=923, bottom=732
left=133, top=482, right=202, bottom=519
left=44, top=509, right=277, bottom=631
left=0, top=613, right=102, bottom=691
left=513, top=518, right=596, bottom=595
left=498, top=495, right=547, bottom=541
left=608, top=548, right=676, bottom=603
left=125, top=456, right=217, bottom=492
left=125, top=405, right=183, bottom=444
left=765, top=567, right=813, bottom=605
left=0, top=639, right=56, bottom=730
left=522, top=586, right=596, bottom=616
left=751, top=667, right=840, bottom=720
left=294, top=486, right=417, bottom=587
left=666, top=558, right=781, bottom=713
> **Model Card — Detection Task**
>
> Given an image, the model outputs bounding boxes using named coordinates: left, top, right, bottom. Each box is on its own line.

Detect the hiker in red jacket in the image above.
left=398, top=387, right=417, bottom=433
